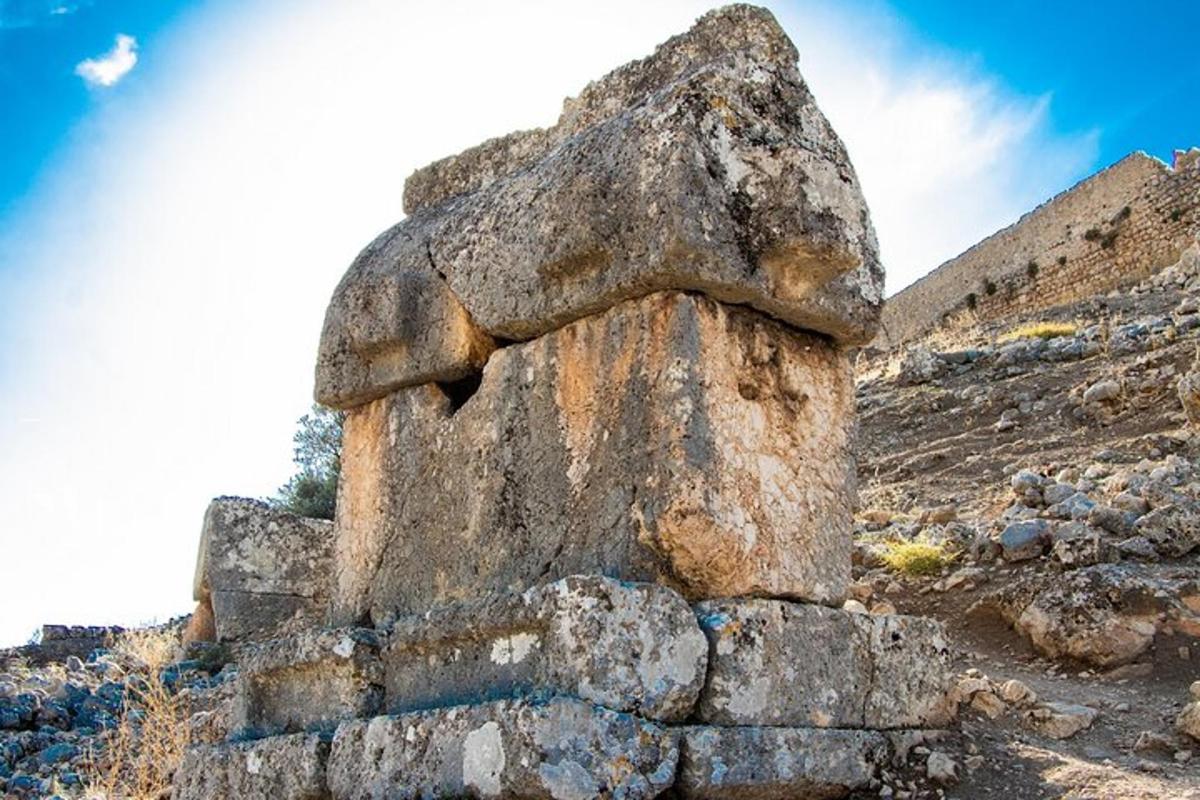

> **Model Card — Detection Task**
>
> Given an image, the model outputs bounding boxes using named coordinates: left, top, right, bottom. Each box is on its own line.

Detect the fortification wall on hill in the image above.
left=878, top=151, right=1200, bottom=347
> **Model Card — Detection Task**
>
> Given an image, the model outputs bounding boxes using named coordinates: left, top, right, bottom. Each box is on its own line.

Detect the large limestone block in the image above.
left=315, top=222, right=495, bottom=409
left=173, top=733, right=330, bottom=800
left=384, top=575, right=708, bottom=722
left=334, top=292, right=855, bottom=626
left=193, top=498, right=333, bottom=642
left=676, top=726, right=886, bottom=799
left=315, top=6, right=882, bottom=409
left=695, top=599, right=955, bottom=729
left=232, top=628, right=383, bottom=738
left=326, top=697, right=679, bottom=800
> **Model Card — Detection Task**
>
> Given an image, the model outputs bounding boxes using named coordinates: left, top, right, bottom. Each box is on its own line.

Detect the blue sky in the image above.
left=0, top=0, right=1195, bottom=646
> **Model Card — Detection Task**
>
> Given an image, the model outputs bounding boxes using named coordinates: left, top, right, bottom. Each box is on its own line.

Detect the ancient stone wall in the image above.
left=879, top=151, right=1200, bottom=346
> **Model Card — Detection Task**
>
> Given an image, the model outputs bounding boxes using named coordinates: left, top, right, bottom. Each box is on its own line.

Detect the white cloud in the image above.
left=0, top=0, right=1099, bottom=645
left=75, top=33, right=138, bottom=87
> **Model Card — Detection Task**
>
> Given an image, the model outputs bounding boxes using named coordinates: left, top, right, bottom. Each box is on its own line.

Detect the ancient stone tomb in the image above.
left=178, top=5, right=952, bottom=799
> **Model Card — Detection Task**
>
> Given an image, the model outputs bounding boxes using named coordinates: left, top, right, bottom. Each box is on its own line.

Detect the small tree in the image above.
left=274, top=404, right=344, bottom=520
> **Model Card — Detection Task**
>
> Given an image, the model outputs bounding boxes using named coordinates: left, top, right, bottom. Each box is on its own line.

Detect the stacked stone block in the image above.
left=177, top=5, right=952, bottom=798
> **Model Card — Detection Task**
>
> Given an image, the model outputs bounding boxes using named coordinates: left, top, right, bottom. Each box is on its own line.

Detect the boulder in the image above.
left=316, top=5, right=882, bottom=411
left=694, top=599, right=954, bottom=728
left=999, top=519, right=1053, bottom=562
left=1133, top=503, right=1200, bottom=557
left=326, top=697, right=678, bottom=800
left=1023, top=702, right=1098, bottom=739
left=333, top=292, right=855, bottom=625
left=173, top=733, right=329, bottom=800
left=193, top=498, right=334, bottom=642
left=1178, top=702, right=1200, bottom=741
left=974, top=564, right=1200, bottom=668
left=675, top=725, right=885, bottom=798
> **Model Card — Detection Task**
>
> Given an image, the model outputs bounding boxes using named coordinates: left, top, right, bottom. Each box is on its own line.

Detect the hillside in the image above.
left=852, top=244, right=1200, bottom=798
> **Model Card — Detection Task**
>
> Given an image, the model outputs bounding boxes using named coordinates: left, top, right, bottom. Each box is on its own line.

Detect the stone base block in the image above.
left=384, top=575, right=707, bottom=722
left=326, top=697, right=678, bottom=800
left=194, top=497, right=333, bottom=642
left=232, top=628, right=382, bottom=738
left=174, top=733, right=329, bottom=800
left=334, top=292, right=855, bottom=626
left=676, top=726, right=886, bottom=799
left=695, top=600, right=954, bottom=729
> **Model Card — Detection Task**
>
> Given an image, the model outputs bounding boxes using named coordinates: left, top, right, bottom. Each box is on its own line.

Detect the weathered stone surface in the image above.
left=232, top=628, right=382, bottom=738
left=174, top=733, right=330, bottom=800
left=974, top=564, right=1200, bottom=668
left=193, top=498, right=334, bottom=642
left=384, top=575, right=708, bottom=723
left=314, top=223, right=495, bottom=409
left=695, top=599, right=954, bottom=729
left=326, top=697, right=678, bottom=800
left=1022, top=702, right=1098, bottom=740
left=334, top=292, right=854, bottom=625
left=675, top=725, right=886, bottom=799
left=317, top=6, right=881, bottom=399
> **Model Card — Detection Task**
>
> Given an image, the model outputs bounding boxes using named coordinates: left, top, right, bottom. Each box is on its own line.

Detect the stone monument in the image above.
left=177, top=6, right=952, bottom=798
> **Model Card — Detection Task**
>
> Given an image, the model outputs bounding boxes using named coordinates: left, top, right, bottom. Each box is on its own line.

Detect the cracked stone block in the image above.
left=676, top=725, right=886, bottom=799
left=314, top=221, right=495, bottom=409
left=194, top=497, right=334, bottom=642
left=173, top=733, right=330, bottom=800
left=326, top=697, right=679, bottom=800
left=232, top=628, right=383, bottom=738
left=333, top=292, right=855, bottom=626
left=695, top=599, right=955, bottom=729
left=383, top=575, right=708, bottom=723
left=316, top=6, right=881, bottom=409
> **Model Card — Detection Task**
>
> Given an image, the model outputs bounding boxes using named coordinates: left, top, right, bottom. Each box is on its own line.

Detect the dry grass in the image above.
left=881, top=538, right=953, bottom=577
left=997, top=321, right=1078, bottom=343
left=82, top=627, right=191, bottom=800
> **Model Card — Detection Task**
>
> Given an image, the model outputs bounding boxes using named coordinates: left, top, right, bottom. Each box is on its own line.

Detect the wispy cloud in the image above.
left=0, top=0, right=88, bottom=29
left=75, top=33, right=138, bottom=87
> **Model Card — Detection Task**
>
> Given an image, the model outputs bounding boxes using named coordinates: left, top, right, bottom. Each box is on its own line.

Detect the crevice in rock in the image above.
left=437, top=373, right=484, bottom=416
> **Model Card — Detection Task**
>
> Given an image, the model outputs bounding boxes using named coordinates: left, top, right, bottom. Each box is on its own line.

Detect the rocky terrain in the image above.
left=851, top=244, right=1200, bottom=798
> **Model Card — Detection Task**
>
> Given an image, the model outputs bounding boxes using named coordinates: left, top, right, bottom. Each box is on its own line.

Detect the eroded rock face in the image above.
left=316, top=5, right=881, bottom=410
left=385, top=575, right=708, bottom=723
left=231, top=628, right=383, bottom=738
left=193, top=498, right=333, bottom=642
left=695, top=599, right=955, bottom=729
left=334, top=292, right=855, bottom=625
left=326, top=697, right=679, bottom=800
left=174, top=733, right=329, bottom=800
left=314, top=222, right=496, bottom=410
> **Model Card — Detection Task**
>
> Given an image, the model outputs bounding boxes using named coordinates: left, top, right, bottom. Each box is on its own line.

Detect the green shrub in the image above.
left=965, top=292, right=977, bottom=310
left=984, top=279, right=997, bottom=296
left=1057, top=255, right=1068, bottom=266
left=273, top=405, right=344, bottom=520
left=1083, top=227, right=1102, bottom=242
left=1026, top=260, right=1039, bottom=278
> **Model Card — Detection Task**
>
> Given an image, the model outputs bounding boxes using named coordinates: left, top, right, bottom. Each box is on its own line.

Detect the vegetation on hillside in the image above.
left=273, top=404, right=344, bottom=520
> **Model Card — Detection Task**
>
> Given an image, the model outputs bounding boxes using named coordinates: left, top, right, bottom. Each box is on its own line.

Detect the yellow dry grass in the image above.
left=997, top=321, right=1078, bottom=343
left=82, top=627, right=191, bottom=800
left=881, top=538, right=953, bottom=577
